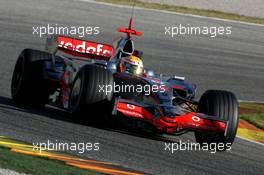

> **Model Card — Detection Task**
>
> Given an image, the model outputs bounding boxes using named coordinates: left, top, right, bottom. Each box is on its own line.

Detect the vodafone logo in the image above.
left=192, top=116, right=201, bottom=122
left=58, top=36, right=114, bottom=57
left=127, top=104, right=136, bottom=110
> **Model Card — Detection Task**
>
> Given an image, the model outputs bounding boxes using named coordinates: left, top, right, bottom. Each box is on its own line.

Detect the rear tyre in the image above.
left=195, top=90, right=239, bottom=148
left=69, top=64, right=114, bottom=119
left=11, top=49, right=57, bottom=106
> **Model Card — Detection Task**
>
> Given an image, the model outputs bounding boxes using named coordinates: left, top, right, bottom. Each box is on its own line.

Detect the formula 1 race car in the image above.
left=11, top=18, right=238, bottom=148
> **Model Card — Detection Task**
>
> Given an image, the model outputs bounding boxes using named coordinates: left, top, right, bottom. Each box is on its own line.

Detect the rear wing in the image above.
left=45, top=35, right=114, bottom=61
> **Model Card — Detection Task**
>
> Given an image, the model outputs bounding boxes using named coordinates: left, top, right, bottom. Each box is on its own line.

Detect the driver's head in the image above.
left=119, top=55, right=144, bottom=76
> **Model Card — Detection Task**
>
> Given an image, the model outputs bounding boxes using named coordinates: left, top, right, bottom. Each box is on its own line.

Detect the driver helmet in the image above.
left=119, top=55, right=144, bottom=76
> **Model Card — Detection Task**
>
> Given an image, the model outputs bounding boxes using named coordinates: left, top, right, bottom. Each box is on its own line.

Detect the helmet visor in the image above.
left=124, top=62, right=143, bottom=76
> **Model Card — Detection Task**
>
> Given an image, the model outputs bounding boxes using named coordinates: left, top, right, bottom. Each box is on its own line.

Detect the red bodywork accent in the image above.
left=118, top=18, right=142, bottom=38
left=116, top=101, right=227, bottom=134
left=57, top=36, right=114, bottom=60
left=156, top=113, right=227, bottom=133
left=60, top=71, right=71, bottom=108
left=172, top=85, right=185, bottom=90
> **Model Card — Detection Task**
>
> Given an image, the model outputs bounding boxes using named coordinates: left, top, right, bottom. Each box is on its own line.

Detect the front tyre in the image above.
left=69, top=64, right=114, bottom=119
left=195, top=90, right=239, bottom=147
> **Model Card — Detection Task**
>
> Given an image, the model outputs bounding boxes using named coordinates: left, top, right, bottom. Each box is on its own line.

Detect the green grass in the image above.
left=240, top=113, right=264, bottom=130
left=240, top=102, right=264, bottom=113
left=0, top=146, right=102, bottom=175
left=97, top=0, right=264, bottom=24
left=239, top=102, right=264, bottom=130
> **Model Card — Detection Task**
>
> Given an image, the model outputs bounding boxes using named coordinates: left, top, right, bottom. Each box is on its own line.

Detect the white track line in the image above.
left=237, top=136, right=264, bottom=146
left=239, top=100, right=264, bottom=104
left=76, top=0, right=264, bottom=27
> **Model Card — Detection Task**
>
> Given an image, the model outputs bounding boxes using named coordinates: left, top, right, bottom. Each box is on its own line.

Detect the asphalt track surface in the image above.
left=0, top=0, right=263, bottom=174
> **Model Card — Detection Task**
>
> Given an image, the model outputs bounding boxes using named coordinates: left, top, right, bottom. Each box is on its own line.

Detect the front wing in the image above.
left=113, top=99, right=227, bottom=135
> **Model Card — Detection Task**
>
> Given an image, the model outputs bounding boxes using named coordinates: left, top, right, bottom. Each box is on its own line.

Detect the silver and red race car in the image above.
left=11, top=18, right=238, bottom=149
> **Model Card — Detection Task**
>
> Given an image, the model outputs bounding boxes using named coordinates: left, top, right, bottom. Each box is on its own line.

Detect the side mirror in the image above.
left=173, top=76, right=185, bottom=81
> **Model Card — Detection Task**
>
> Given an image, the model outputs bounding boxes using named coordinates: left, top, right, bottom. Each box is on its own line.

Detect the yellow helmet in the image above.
left=120, top=55, right=144, bottom=76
